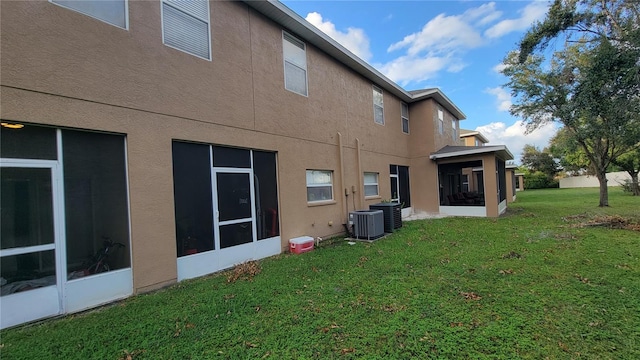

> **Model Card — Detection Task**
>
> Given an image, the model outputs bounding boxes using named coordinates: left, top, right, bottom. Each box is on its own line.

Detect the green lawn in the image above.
left=1, top=188, right=639, bottom=359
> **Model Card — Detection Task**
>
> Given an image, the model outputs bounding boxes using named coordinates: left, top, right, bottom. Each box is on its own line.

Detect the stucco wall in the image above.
left=559, top=172, right=631, bottom=188
left=1, top=0, right=464, bottom=293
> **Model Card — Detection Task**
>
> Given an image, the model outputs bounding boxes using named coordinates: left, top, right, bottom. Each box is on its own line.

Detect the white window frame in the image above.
left=50, top=0, right=129, bottom=29
left=401, top=103, right=409, bottom=134
left=373, top=86, right=384, bottom=125
left=306, top=170, right=333, bottom=203
left=364, top=172, right=379, bottom=197
left=161, top=0, right=211, bottom=60
left=283, top=32, right=308, bottom=96
left=438, top=109, right=444, bottom=134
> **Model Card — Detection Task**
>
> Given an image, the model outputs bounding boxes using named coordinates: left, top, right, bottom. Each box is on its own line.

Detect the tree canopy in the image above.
left=521, top=144, right=559, bottom=179
left=548, top=127, right=591, bottom=174
left=503, top=0, right=640, bottom=206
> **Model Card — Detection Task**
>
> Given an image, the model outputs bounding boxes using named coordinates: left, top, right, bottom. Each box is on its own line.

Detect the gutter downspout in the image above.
left=338, top=132, right=346, bottom=223
left=356, top=138, right=363, bottom=210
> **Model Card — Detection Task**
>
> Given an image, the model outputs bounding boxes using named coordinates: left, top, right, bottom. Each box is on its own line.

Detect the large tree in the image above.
left=503, top=0, right=640, bottom=206
left=548, top=127, right=591, bottom=175
left=549, top=128, right=639, bottom=195
left=521, top=144, right=559, bottom=179
left=611, top=148, right=640, bottom=195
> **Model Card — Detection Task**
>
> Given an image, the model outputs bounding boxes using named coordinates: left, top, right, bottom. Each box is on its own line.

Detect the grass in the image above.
left=1, top=188, right=639, bottom=359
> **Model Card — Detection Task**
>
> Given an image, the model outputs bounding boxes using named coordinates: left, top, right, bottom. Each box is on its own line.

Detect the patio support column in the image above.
left=482, top=154, right=499, bottom=217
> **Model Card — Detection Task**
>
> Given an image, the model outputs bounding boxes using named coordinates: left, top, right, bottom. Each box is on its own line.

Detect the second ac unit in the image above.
left=369, top=202, right=403, bottom=233
left=349, top=210, right=384, bottom=240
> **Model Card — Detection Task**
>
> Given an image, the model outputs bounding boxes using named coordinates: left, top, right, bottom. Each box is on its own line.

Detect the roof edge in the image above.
left=459, top=130, right=489, bottom=143
left=430, top=145, right=514, bottom=161
left=243, top=0, right=466, bottom=120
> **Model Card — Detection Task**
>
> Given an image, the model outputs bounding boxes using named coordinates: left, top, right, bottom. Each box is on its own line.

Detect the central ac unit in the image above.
left=349, top=210, right=384, bottom=240
left=369, top=202, right=403, bottom=233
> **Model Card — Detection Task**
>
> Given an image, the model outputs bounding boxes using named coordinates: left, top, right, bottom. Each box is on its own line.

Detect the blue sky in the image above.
left=281, top=0, right=559, bottom=163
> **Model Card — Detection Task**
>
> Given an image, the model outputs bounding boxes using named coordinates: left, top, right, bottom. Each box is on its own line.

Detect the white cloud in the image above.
left=387, top=13, right=484, bottom=56
left=305, top=12, right=372, bottom=61
left=376, top=56, right=450, bottom=86
left=380, top=2, right=505, bottom=85
left=492, top=62, right=508, bottom=74
left=305, top=2, right=544, bottom=87
left=387, top=3, right=502, bottom=56
left=476, top=120, right=557, bottom=162
left=484, top=2, right=549, bottom=39
left=465, top=2, right=503, bottom=26
left=447, top=62, right=467, bottom=73
left=485, top=87, right=512, bottom=112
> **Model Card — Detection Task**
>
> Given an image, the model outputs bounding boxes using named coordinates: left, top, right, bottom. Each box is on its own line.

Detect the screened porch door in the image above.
left=1, top=162, right=64, bottom=328
left=213, top=169, right=257, bottom=270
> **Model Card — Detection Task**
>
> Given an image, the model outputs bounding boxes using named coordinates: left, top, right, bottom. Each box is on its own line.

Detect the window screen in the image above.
left=162, top=0, right=210, bottom=59
left=306, top=170, right=333, bottom=202
left=63, top=130, right=131, bottom=274
left=0, top=123, right=57, bottom=160
left=172, top=141, right=214, bottom=256
left=373, top=86, right=384, bottom=125
left=52, top=0, right=127, bottom=29
left=401, top=103, right=409, bottom=134
left=283, top=32, right=308, bottom=96
left=364, top=172, right=379, bottom=197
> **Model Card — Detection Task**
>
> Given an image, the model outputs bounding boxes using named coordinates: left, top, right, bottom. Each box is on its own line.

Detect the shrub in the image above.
left=619, top=179, right=640, bottom=196
left=524, top=171, right=559, bottom=189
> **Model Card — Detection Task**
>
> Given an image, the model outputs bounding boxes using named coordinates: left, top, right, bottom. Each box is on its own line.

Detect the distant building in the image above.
left=460, top=129, right=490, bottom=147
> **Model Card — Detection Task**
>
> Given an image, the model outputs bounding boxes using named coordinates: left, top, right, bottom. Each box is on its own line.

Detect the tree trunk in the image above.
left=631, top=171, right=640, bottom=196
left=597, top=171, right=609, bottom=206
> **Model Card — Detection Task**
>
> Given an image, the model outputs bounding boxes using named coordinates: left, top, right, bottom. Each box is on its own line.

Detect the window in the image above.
left=283, top=32, right=308, bottom=96
left=462, top=174, right=469, bottom=192
left=438, top=109, right=444, bottom=134
left=51, top=0, right=127, bottom=29
left=475, top=139, right=481, bottom=147
left=452, top=119, right=458, bottom=140
left=373, top=86, right=384, bottom=125
left=364, top=172, right=379, bottom=197
left=306, top=170, right=333, bottom=202
left=401, top=103, right=409, bottom=134
left=162, top=0, right=210, bottom=60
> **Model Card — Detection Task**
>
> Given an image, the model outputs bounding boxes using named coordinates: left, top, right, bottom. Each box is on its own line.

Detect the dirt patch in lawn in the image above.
left=570, top=215, right=640, bottom=231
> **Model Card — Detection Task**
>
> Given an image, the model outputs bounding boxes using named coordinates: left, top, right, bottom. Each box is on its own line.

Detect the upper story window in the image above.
left=452, top=119, right=458, bottom=140
left=51, top=0, right=127, bottom=29
left=364, top=172, right=379, bottom=197
left=373, top=86, right=384, bottom=125
left=438, top=109, right=444, bottom=134
left=306, top=170, right=333, bottom=203
left=283, top=32, right=308, bottom=96
left=162, top=0, right=211, bottom=60
left=475, top=138, right=483, bottom=147
left=401, top=103, right=409, bottom=134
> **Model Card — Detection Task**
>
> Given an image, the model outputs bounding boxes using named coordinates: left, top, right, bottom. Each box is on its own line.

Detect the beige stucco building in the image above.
left=0, top=0, right=513, bottom=328
left=460, top=129, right=490, bottom=147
